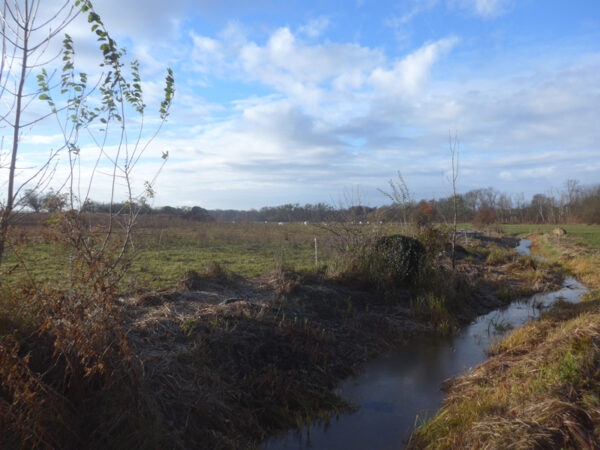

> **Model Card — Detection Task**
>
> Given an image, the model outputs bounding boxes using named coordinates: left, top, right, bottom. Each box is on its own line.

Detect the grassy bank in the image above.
left=503, top=223, right=600, bottom=249
left=410, top=229, right=600, bottom=449
left=1, top=220, right=569, bottom=448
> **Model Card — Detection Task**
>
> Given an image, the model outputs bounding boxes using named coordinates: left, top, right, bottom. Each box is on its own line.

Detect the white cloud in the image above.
left=369, top=37, right=459, bottom=96
left=190, top=32, right=225, bottom=74
left=239, top=27, right=380, bottom=86
left=298, top=17, right=330, bottom=38
left=453, top=0, right=513, bottom=18
left=386, top=0, right=440, bottom=26
left=20, top=134, right=64, bottom=146
left=8, top=3, right=599, bottom=209
left=188, top=25, right=457, bottom=109
left=232, top=27, right=383, bottom=108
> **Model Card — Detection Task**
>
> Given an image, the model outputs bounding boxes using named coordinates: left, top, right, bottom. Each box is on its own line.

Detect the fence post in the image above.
left=314, top=237, right=318, bottom=266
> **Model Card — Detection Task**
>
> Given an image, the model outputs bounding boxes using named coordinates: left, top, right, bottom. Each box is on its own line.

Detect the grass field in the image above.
left=6, top=220, right=599, bottom=294
left=502, top=223, right=600, bottom=248
left=5, top=221, right=410, bottom=293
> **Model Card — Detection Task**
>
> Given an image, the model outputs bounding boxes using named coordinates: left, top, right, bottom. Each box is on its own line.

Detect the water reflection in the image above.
left=264, top=240, right=588, bottom=450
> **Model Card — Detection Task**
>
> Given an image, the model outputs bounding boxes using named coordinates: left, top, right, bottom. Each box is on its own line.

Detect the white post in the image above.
left=314, top=237, right=318, bottom=266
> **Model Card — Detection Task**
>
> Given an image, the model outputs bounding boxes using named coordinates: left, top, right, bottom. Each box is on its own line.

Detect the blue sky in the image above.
left=7, top=0, right=600, bottom=209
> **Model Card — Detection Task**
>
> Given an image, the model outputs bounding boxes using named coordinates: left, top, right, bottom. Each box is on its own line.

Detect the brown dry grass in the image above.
left=0, top=287, right=165, bottom=449
left=409, top=293, right=600, bottom=449
left=123, top=271, right=431, bottom=448
left=410, top=233, right=600, bottom=449
left=1, top=222, right=570, bottom=448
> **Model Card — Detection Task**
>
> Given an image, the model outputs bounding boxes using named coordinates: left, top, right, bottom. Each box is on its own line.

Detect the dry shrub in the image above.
left=265, top=268, right=302, bottom=296
left=0, top=212, right=164, bottom=449
left=0, top=284, right=164, bottom=449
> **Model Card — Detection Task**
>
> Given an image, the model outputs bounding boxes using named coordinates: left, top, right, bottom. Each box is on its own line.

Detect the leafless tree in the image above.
left=0, top=0, right=81, bottom=264
left=378, top=170, right=413, bottom=234
left=444, top=132, right=460, bottom=270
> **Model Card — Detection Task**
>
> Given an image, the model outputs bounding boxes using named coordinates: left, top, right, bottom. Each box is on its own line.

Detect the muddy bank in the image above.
left=116, top=234, right=564, bottom=448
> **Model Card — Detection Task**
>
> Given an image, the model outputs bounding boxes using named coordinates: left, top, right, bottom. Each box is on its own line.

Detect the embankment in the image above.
left=409, top=232, right=600, bottom=449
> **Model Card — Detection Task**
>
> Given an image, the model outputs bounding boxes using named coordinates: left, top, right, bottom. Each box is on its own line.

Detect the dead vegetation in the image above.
left=409, top=234, right=600, bottom=449
left=123, top=271, right=428, bottom=448
left=0, top=225, right=569, bottom=448
left=409, top=292, right=600, bottom=449
left=0, top=286, right=164, bottom=449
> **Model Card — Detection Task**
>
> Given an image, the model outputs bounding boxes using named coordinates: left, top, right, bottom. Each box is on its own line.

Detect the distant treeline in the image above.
left=20, top=180, right=600, bottom=224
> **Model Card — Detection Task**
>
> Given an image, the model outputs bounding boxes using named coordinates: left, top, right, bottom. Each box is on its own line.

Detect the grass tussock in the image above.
left=485, top=248, right=513, bottom=265
left=178, top=261, right=241, bottom=290
left=410, top=293, right=455, bottom=335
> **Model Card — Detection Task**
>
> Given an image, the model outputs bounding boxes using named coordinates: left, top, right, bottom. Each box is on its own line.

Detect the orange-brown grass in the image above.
left=0, top=213, right=166, bottom=449
left=0, top=287, right=165, bottom=449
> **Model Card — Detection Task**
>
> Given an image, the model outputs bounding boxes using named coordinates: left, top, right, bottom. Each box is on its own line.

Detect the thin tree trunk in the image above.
left=0, top=14, right=29, bottom=266
left=452, top=190, right=457, bottom=269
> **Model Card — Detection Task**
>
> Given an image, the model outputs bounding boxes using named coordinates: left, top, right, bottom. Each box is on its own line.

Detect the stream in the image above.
left=263, top=239, right=589, bottom=450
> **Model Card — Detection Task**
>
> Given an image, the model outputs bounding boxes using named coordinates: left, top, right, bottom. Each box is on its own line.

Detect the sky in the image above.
left=4, top=0, right=600, bottom=209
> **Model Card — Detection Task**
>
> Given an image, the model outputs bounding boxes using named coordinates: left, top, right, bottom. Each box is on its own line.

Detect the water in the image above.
left=515, top=238, right=534, bottom=256
left=263, top=239, right=589, bottom=450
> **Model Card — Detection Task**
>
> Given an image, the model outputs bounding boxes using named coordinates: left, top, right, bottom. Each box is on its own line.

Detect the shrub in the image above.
left=410, top=293, right=454, bottom=334
left=372, top=234, right=425, bottom=286
left=417, top=226, right=450, bottom=263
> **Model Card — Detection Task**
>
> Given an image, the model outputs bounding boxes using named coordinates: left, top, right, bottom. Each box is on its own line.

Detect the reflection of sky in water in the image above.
left=264, top=240, right=589, bottom=450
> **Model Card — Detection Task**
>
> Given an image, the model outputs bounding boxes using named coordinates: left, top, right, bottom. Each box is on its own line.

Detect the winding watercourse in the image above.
left=263, top=239, right=589, bottom=450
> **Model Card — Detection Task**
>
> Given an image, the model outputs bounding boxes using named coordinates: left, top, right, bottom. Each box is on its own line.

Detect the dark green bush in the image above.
left=373, top=234, right=425, bottom=286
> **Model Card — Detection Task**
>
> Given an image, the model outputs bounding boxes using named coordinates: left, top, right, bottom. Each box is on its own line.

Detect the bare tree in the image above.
left=565, top=179, right=580, bottom=222
left=0, top=0, right=82, bottom=265
left=447, top=132, right=460, bottom=269
left=378, top=170, right=413, bottom=234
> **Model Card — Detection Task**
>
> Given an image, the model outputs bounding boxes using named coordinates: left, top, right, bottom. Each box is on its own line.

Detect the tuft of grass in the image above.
left=485, top=248, right=513, bottom=265
left=410, top=293, right=456, bottom=334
